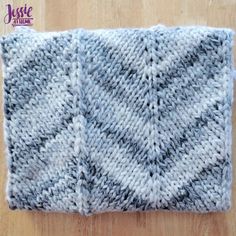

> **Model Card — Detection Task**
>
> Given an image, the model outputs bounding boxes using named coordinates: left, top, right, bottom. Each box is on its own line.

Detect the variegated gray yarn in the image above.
left=0, top=25, right=234, bottom=215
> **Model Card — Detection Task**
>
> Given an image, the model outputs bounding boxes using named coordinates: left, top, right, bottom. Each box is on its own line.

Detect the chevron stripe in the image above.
left=155, top=72, right=227, bottom=157
left=166, top=158, right=228, bottom=211
left=158, top=135, right=226, bottom=207
left=9, top=120, right=82, bottom=211
left=88, top=123, right=152, bottom=201
left=90, top=168, right=151, bottom=213
left=153, top=29, right=209, bottom=74
left=81, top=32, right=148, bottom=113
left=4, top=31, right=59, bottom=73
left=157, top=99, right=225, bottom=173
left=9, top=76, right=73, bottom=141
left=5, top=33, right=72, bottom=117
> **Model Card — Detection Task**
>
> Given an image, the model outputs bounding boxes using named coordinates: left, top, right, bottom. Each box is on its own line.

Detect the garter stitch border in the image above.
left=0, top=25, right=235, bottom=215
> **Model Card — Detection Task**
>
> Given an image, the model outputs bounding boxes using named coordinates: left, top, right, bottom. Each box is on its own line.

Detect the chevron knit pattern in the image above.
left=0, top=25, right=234, bottom=215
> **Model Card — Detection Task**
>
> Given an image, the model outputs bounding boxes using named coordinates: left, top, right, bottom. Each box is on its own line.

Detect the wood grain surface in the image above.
left=0, top=0, right=236, bottom=235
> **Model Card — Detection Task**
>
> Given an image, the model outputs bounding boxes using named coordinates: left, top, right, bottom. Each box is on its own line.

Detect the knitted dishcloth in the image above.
left=0, top=25, right=235, bottom=215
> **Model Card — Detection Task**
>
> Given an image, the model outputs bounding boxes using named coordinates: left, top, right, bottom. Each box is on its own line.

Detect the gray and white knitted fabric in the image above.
left=0, top=25, right=235, bottom=215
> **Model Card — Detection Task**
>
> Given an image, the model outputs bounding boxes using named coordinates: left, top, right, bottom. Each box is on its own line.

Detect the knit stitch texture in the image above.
left=0, top=25, right=235, bottom=215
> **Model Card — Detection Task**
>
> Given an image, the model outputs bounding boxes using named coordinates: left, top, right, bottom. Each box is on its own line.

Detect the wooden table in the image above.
left=0, top=0, right=236, bottom=235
